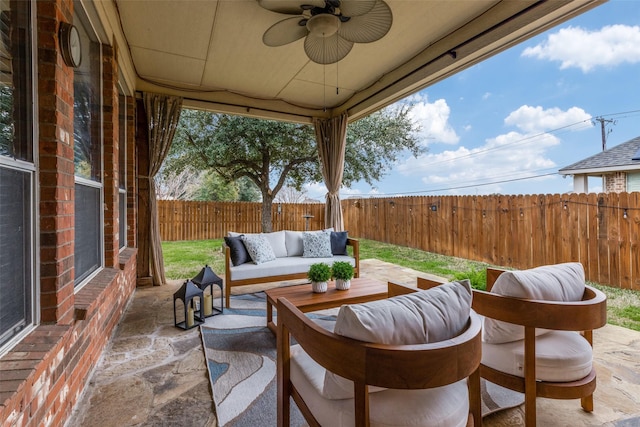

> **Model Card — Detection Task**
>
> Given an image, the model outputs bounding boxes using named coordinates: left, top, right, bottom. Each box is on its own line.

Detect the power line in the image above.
left=369, top=171, right=559, bottom=196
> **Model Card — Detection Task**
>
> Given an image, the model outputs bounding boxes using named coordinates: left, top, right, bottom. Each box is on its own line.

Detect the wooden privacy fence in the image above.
left=158, top=193, right=640, bottom=290
left=158, top=200, right=327, bottom=241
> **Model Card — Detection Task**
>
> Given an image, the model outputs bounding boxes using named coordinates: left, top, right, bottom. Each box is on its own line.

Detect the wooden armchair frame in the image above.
left=472, top=267, right=607, bottom=426
left=276, top=286, right=483, bottom=427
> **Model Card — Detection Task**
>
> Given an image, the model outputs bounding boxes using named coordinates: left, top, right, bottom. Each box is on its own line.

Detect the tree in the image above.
left=155, top=168, right=203, bottom=200
left=168, top=105, right=423, bottom=231
left=274, top=186, right=308, bottom=203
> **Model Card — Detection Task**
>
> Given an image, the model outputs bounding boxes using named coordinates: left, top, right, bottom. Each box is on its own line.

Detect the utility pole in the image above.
left=593, top=117, right=616, bottom=151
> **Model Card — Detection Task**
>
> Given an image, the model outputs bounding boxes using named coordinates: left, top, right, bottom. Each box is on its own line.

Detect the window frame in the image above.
left=0, top=0, right=38, bottom=358
left=72, top=3, right=104, bottom=291
left=118, top=88, right=126, bottom=251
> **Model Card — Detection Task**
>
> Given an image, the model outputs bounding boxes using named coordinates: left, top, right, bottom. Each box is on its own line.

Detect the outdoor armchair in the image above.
left=276, top=280, right=483, bottom=427
left=472, top=264, right=607, bottom=426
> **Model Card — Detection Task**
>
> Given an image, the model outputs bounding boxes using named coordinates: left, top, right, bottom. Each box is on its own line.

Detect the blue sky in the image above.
left=306, top=0, right=640, bottom=199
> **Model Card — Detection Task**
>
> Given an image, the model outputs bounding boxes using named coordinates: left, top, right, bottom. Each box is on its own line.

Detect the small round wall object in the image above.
left=59, top=22, right=82, bottom=68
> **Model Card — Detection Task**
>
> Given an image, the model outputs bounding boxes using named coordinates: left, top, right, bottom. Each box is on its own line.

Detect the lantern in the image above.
left=191, top=265, right=224, bottom=317
left=173, top=280, right=204, bottom=330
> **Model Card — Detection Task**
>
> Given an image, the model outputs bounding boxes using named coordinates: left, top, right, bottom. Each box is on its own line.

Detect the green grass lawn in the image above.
left=162, top=238, right=640, bottom=331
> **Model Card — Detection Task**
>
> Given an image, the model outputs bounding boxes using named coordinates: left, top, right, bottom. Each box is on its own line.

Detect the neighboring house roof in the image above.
left=559, top=136, right=640, bottom=175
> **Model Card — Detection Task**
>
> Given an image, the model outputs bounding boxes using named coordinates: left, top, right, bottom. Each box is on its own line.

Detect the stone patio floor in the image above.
left=67, top=259, right=640, bottom=427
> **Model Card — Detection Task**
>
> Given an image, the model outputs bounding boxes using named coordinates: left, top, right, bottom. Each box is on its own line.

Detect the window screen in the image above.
left=74, top=183, right=101, bottom=284
left=0, top=167, right=32, bottom=348
left=119, top=190, right=126, bottom=249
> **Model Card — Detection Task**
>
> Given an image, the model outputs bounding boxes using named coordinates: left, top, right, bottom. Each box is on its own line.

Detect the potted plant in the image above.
left=307, top=263, right=332, bottom=293
left=332, top=261, right=354, bottom=290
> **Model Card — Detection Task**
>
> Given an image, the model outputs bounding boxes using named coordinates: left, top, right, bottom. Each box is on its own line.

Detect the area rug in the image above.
left=201, top=292, right=524, bottom=426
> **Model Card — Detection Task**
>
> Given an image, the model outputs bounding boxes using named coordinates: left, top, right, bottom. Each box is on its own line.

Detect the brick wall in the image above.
left=604, top=171, right=627, bottom=193
left=0, top=1, right=139, bottom=425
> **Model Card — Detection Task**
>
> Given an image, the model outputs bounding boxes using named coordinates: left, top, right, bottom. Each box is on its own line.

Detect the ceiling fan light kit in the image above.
left=259, top=0, right=392, bottom=64
left=306, top=14, right=340, bottom=37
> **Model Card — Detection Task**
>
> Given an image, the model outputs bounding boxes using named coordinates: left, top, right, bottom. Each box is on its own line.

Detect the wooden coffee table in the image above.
left=265, top=277, right=389, bottom=334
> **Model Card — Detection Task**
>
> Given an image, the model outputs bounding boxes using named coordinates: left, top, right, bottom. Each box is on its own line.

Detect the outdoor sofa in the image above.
left=223, top=229, right=359, bottom=308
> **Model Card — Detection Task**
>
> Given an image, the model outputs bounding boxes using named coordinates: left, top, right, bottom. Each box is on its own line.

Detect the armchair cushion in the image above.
left=482, top=330, right=593, bottom=382
left=324, top=280, right=472, bottom=399
left=483, top=262, right=586, bottom=344
left=290, top=344, right=470, bottom=427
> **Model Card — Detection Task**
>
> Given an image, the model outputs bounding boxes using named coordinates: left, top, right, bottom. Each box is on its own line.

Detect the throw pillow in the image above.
left=330, top=231, right=348, bottom=255
left=302, top=230, right=333, bottom=258
left=322, top=280, right=472, bottom=399
left=224, top=235, right=249, bottom=266
left=285, top=230, right=304, bottom=257
left=241, top=234, right=276, bottom=265
left=483, top=262, right=586, bottom=344
left=263, top=230, right=287, bottom=258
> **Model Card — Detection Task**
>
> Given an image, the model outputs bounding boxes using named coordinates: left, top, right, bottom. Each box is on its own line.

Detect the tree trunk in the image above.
left=262, top=193, right=273, bottom=232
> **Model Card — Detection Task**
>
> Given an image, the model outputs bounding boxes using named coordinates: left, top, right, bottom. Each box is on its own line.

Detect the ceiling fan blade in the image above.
left=257, top=0, right=324, bottom=15
left=304, top=33, right=353, bottom=64
left=338, top=0, right=376, bottom=17
left=337, top=0, right=392, bottom=43
left=263, top=17, right=308, bottom=46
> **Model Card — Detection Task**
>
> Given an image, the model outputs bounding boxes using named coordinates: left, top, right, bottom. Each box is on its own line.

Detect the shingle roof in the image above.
left=559, top=136, right=640, bottom=174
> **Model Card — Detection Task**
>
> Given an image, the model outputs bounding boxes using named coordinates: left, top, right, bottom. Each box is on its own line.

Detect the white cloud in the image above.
left=396, top=130, right=559, bottom=194
left=392, top=104, right=596, bottom=194
left=522, top=24, right=640, bottom=72
left=405, top=93, right=459, bottom=145
left=504, top=105, right=592, bottom=134
left=482, top=92, right=491, bottom=100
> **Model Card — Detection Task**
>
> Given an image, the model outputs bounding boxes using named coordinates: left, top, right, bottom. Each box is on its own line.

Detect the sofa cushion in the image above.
left=303, top=230, right=333, bottom=258
left=227, top=255, right=355, bottom=281
left=330, top=231, right=349, bottom=256
left=285, top=230, right=304, bottom=257
left=263, top=230, right=288, bottom=258
left=224, top=235, right=250, bottom=266
left=324, top=280, right=472, bottom=399
left=229, top=230, right=287, bottom=258
left=483, top=262, right=586, bottom=344
left=241, top=234, right=276, bottom=265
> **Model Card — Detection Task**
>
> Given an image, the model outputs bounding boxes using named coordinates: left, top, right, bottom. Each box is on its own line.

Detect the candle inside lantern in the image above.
left=187, top=307, right=194, bottom=328
left=204, top=294, right=212, bottom=316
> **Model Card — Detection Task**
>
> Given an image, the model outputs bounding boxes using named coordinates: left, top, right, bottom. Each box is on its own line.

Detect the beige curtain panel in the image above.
left=314, top=113, right=348, bottom=232
left=144, top=92, right=183, bottom=286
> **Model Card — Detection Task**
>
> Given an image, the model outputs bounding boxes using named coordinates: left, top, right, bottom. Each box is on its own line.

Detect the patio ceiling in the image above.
left=113, top=0, right=605, bottom=123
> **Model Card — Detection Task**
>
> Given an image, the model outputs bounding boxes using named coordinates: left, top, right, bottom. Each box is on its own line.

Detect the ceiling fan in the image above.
left=258, top=0, right=393, bottom=64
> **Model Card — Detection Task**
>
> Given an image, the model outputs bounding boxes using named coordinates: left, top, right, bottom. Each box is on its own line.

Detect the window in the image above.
left=0, top=0, right=35, bottom=354
left=73, top=11, right=103, bottom=287
left=118, top=92, right=126, bottom=250
left=628, top=172, right=640, bottom=192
